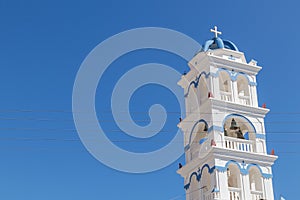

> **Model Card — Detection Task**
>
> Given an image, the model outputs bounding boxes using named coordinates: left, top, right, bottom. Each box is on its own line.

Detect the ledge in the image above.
left=210, top=98, right=269, bottom=118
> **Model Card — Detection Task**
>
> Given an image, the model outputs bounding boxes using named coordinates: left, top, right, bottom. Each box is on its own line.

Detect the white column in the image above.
left=251, top=76, right=259, bottom=107
left=212, top=76, right=221, bottom=100
left=232, top=81, right=238, bottom=103
left=263, top=178, right=275, bottom=200
left=218, top=170, right=230, bottom=200
left=241, top=174, right=251, bottom=200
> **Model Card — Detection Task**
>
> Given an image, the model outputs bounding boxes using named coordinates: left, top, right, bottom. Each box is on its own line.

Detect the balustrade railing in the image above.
left=220, top=91, right=232, bottom=102
left=228, top=187, right=241, bottom=200
left=238, top=95, right=250, bottom=105
left=251, top=190, right=263, bottom=200
left=204, top=192, right=213, bottom=200
left=204, top=192, right=219, bottom=200
left=224, top=136, right=254, bottom=153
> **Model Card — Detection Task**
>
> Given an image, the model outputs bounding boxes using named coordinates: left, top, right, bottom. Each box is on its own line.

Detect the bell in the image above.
left=230, top=118, right=239, bottom=130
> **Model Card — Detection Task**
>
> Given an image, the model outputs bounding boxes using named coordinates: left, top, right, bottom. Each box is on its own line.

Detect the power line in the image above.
left=0, top=127, right=300, bottom=134
left=1, top=116, right=300, bottom=124
left=0, top=137, right=300, bottom=145
left=2, top=109, right=300, bottom=115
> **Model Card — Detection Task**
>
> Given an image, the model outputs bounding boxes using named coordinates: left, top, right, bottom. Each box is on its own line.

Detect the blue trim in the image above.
left=216, top=161, right=273, bottom=179
left=212, top=68, right=257, bottom=86
left=184, top=183, right=190, bottom=190
left=246, top=163, right=273, bottom=179
left=223, top=160, right=247, bottom=174
left=249, top=81, right=257, bottom=86
left=215, top=165, right=227, bottom=172
left=212, top=187, right=220, bottom=193
left=184, top=164, right=215, bottom=190
left=256, top=133, right=266, bottom=139
left=199, top=138, right=208, bottom=144
left=188, top=119, right=208, bottom=145
left=223, top=40, right=239, bottom=51
left=207, top=125, right=223, bottom=133
left=184, top=172, right=198, bottom=190
left=185, top=71, right=210, bottom=97
left=184, top=161, right=273, bottom=190
left=184, top=144, right=190, bottom=151
left=262, top=173, right=273, bottom=179
left=203, top=39, right=215, bottom=51
left=222, top=114, right=257, bottom=134
left=244, top=132, right=249, bottom=140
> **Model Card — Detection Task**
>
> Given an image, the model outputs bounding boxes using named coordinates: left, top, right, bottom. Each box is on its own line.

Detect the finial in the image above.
left=210, top=26, right=222, bottom=38
left=178, top=163, right=182, bottom=169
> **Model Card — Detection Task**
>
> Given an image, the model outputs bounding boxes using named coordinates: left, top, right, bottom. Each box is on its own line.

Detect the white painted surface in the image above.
left=177, top=45, right=277, bottom=200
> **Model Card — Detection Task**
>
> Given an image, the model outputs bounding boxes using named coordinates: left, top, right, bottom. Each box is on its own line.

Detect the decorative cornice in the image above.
left=212, top=146, right=277, bottom=166
left=210, top=98, right=269, bottom=118
left=208, top=54, right=262, bottom=75
left=183, top=160, right=273, bottom=190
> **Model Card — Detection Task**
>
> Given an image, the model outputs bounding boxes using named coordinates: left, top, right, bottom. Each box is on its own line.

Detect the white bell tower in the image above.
left=177, top=26, right=277, bottom=200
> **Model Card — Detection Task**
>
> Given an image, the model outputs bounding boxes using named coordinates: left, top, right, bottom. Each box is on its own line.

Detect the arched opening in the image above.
left=186, top=86, right=198, bottom=114
left=237, top=75, right=250, bottom=105
left=249, top=166, right=263, bottom=192
left=219, top=71, right=232, bottom=102
left=200, top=167, right=211, bottom=198
left=190, top=121, right=208, bottom=160
left=223, top=115, right=256, bottom=152
left=223, top=115, right=255, bottom=140
left=199, top=76, right=208, bottom=105
left=227, top=164, right=242, bottom=200
left=227, top=164, right=241, bottom=188
left=190, top=175, right=199, bottom=200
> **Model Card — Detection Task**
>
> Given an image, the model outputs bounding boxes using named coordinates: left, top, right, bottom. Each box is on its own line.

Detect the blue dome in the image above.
left=202, top=37, right=239, bottom=52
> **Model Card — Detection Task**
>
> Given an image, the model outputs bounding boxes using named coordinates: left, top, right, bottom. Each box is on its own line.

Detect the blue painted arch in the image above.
left=185, top=71, right=210, bottom=97
left=184, top=163, right=215, bottom=190
left=213, top=68, right=257, bottom=86
left=188, top=119, right=208, bottom=145
left=223, top=160, right=247, bottom=174
left=215, top=160, right=273, bottom=179
left=184, top=161, right=273, bottom=190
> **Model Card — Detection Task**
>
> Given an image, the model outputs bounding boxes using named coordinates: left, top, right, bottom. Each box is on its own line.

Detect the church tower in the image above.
left=177, top=26, right=277, bottom=200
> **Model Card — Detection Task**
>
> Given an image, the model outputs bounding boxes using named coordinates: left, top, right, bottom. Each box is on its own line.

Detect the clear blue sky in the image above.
left=0, top=0, right=298, bottom=199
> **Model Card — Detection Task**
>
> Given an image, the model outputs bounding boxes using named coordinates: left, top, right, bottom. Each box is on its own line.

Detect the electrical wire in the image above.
left=1, top=109, right=300, bottom=115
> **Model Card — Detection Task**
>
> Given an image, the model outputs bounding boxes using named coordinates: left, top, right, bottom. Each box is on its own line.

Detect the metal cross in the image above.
left=210, top=26, right=222, bottom=38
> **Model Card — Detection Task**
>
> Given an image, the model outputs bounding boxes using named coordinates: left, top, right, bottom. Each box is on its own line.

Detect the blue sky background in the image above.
left=0, top=0, right=299, bottom=199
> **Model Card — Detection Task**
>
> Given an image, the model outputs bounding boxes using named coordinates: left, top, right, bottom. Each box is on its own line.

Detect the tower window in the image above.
left=249, top=167, right=263, bottom=192
left=219, top=71, right=232, bottom=102
left=223, top=116, right=255, bottom=140
left=227, top=164, right=241, bottom=188
left=237, top=75, right=250, bottom=105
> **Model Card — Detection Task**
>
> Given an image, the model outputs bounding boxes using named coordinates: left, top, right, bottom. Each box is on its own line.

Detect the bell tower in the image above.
left=177, top=26, right=277, bottom=200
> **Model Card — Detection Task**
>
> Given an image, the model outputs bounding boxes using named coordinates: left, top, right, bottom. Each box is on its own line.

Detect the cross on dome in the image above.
left=210, top=26, right=222, bottom=38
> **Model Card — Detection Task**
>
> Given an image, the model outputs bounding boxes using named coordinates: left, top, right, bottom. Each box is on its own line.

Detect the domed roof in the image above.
left=202, top=37, right=239, bottom=52
left=201, top=26, right=239, bottom=52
